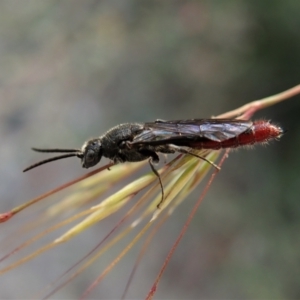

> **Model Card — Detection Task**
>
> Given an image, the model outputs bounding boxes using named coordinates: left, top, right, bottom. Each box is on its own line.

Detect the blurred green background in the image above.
left=0, top=1, right=300, bottom=299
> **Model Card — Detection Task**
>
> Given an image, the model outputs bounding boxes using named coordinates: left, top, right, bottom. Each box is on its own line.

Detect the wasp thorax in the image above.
left=81, top=139, right=102, bottom=168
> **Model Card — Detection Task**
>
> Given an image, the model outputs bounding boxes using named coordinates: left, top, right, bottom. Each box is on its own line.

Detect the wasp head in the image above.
left=81, top=139, right=103, bottom=168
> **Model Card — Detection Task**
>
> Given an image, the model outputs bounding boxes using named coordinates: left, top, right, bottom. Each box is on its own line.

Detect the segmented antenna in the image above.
left=23, top=148, right=82, bottom=172
left=31, top=147, right=80, bottom=153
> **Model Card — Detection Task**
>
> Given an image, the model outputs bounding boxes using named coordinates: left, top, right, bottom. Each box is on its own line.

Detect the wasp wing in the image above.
left=132, top=119, right=252, bottom=144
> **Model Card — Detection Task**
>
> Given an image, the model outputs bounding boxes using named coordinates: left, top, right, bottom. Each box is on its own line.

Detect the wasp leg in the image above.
left=149, top=157, right=165, bottom=209
left=168, top=145, right=221, bottom=170
left=138, top=149, right=165, bottom=209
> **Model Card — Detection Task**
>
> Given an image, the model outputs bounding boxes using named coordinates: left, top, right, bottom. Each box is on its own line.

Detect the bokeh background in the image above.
left=0, top=1, right=300, bottom=299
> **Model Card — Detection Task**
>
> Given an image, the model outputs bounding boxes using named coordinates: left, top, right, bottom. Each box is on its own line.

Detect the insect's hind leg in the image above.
left=168, top=145, right=221, bottom=170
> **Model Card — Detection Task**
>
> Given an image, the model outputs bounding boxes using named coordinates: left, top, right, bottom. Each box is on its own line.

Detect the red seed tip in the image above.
left=0, top=212, right=13, bottom=223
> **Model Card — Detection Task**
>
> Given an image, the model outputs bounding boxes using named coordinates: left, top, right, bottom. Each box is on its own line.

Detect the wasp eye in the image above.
left=86, top=149, right=95, bottom=162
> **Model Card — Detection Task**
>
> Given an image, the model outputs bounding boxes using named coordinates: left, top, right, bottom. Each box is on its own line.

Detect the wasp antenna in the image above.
left=31, top=147, right=80, bottom=153
left=23, top=153, right=81, bottom=172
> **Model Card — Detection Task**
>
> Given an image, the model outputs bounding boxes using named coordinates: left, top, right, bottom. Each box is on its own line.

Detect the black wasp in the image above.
left=24, top=119, right=282, bottom=206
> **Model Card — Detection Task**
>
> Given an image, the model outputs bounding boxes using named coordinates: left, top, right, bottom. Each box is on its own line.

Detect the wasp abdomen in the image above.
left=190, top=120, right=283, bottom=150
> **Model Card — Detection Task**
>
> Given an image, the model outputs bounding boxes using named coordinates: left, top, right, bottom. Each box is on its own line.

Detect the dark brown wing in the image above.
left=132, top=119, right=253, bottom=144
